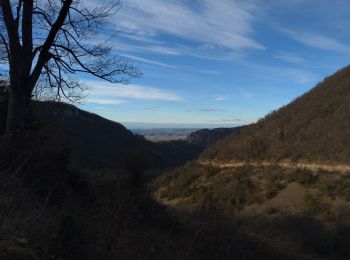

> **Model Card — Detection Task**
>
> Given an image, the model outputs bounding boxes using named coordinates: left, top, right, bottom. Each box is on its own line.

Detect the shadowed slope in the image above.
left=29, top=101, right=202, bottom=170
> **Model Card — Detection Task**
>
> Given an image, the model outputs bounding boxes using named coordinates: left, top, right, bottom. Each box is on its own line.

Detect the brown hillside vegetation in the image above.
left=201, top=65, right=350, bottom=163
left=151, top=67, right=350, bottom=259
left=152, top=161, right=350, bottom=259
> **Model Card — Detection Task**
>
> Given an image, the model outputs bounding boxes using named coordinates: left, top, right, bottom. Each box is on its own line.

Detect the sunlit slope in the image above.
left=201, top=65, right=350, bottom=163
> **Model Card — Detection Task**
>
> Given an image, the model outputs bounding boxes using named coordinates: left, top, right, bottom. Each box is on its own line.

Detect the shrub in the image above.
left=290, top=168, right=315, bottom=186
left=263, top=177, right=280, bottom=199
left=263, top=171, right=287, bottom=199
left=319, top=177, right=350, bottom=201
left=303, top=193, right=322, bottom=216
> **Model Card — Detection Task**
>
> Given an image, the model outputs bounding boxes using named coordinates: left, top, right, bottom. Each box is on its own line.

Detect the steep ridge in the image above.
left=28, top=101, right=201, bottom=170
left=201, top=65, right=350, bottom=164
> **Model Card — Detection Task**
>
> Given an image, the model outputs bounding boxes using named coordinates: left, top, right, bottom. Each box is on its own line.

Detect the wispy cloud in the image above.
left=213, top=95, right=228, bottom=101
left=86, top=98, right=126, bottom=105
left=122, top=54, right=178, bottom=69
left=199, top=108, right=226, bottom=113
left=273, top=51, right=305, bottom=64
left=86, top=81, right=183, bottom=102
left=279, top=28, right=350, bottom=54
left=114, top=0, right=263, bottom=51
left=112, top=38, right=249, bottom=61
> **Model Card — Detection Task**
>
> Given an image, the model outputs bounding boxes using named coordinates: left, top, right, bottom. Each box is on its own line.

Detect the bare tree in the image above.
left=0, top=0, right=141, bottom=133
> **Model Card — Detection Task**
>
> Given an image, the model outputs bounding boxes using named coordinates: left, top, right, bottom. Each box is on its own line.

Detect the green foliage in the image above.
left=162, top=166, right=194, bottom=199
left=290, top=168, right=315, bottom=186
left=263, top=173, right=281, bottom=199
left=259, top=168, right=288, bottom=199
left=157, top=163, right=258, bottom=214
left=193, top=176, right=257, bottom=215
left=303, top=193, right=322, bottom=216
left=155, top=162, right=221, bottom=200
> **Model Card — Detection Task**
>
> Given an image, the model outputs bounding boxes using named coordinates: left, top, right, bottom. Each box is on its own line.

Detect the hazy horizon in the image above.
left=124, top=122, right=242, bottom=129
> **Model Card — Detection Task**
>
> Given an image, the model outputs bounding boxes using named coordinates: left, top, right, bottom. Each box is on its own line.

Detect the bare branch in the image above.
left=1, top=0, right=141, bottom=111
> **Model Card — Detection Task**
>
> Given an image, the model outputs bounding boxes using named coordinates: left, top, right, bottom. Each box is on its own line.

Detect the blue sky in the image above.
left=79, top=0, right=350, bottom=128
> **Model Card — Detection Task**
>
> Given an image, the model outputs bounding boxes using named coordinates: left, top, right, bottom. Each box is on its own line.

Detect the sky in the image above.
left=79, top=0, right=350, bottom=128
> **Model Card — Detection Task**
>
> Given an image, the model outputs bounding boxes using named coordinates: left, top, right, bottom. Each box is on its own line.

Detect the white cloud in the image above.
left=86, top=81, right=183, bottom=102
left=114, top=0, right=263, bottom=51
left=113, top=40, right=247, bottom=61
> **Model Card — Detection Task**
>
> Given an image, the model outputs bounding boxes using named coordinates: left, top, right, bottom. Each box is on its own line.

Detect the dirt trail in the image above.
left=199, top=160, right=350, bottom=173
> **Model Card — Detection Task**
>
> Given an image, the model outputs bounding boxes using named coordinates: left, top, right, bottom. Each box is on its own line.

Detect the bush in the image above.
left=319, top=177, right=350, bottom=201
left=263, top=178, right=279, bottom=199
left=290, top=168, right=315, bottom=186
left=303, top=193, right=322, bottom=216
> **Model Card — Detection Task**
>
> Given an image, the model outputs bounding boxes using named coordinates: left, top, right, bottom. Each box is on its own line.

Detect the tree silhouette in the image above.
left=0, top=0, right=141, bottom=133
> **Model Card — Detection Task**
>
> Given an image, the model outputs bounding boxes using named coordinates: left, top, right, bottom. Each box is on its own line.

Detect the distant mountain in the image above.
left=27, top=101, right=202, bottom=170
left=186, top=127, right=245, bottom=147
left=201, top=65, right=350, bottom=163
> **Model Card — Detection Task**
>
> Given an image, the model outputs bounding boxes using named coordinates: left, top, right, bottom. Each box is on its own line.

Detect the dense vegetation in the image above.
left=153, top=162, right=350, bottom=216
left=152, top=161, right=350, bottom=259
left=201, top=66, right=350, bottom=163
left=0, top=137, right=290, bottom=260
left=3, top=100, right=202, bottom=170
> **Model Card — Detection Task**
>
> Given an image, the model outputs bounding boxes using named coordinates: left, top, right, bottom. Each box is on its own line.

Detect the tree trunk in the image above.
left=5, top=89, right=28, bottom=133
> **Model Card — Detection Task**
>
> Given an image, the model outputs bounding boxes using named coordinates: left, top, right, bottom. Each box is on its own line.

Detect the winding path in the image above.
left=198, top=160, right=350, bottom=173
